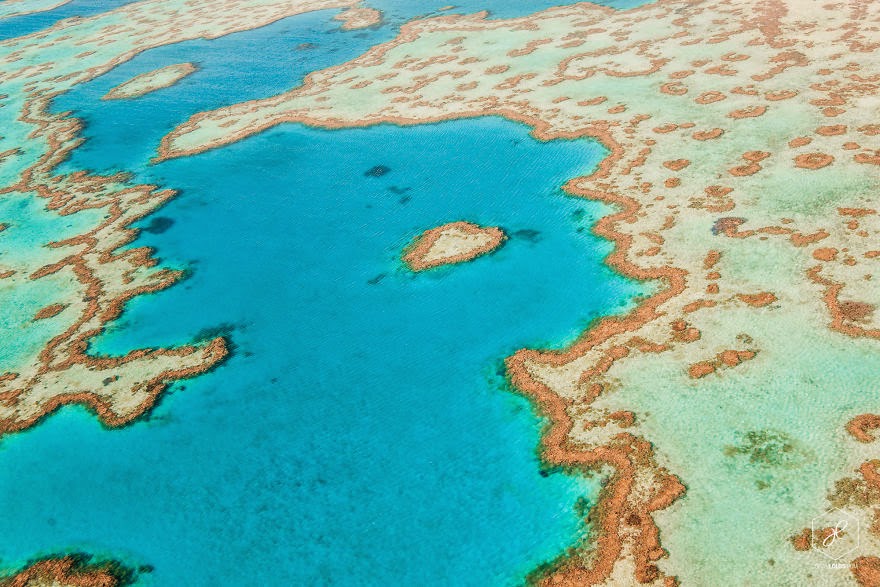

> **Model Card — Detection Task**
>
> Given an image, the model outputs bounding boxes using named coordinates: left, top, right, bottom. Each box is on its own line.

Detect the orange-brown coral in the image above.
left=402, top=221, right=505, bottom=271
left=847, top=414, right=880, bottom=443
left=0, top=556, right=131, bottom=587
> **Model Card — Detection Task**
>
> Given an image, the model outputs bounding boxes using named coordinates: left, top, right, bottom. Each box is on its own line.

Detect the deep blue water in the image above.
left=0, top=3, right=649, bottom=586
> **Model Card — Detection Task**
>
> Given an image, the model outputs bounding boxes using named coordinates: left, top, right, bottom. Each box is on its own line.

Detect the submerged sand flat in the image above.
left=333, top=5, right=382, bottom=30
left=0, top=0, right=72, bottom=20
left=103, top=62, right=197, bottom=100
left=156, top=1, right=880, bottom=584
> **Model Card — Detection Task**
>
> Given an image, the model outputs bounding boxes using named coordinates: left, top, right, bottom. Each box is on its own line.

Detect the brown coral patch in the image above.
left=790, top=528, right=811, bottom=551
left=663, top=159, right=690, bottom=171
left=688, top=361, right=716, bottom=378
left=816, top=124, right=846, bottom=136
left=808, top=267, right=880, bottom=339
left=705, top=185, right=733, bottom=197
left=695, top=90, right=726, bottom=104
left=765, top=89, right=798, bottom=101
left=729, top=163, right=760, bottom=176
left=813, top=247, right=838, bottom=261
left=838, top=301, right=875, bottom=323
left=790, top=230, right=829, bottom=246
left=33, top=303, right=66, bottom=320
left=683, top=299, right=716, bottom=313
left=577, top=96, right=607, bottom=106
left=743, top=150, right=770, bottom=162
left=728, top=105, right=767, bottom=118
left=689, top=349, right=756, bottom=378
left=692, top=128, right=724, bottom=140
left=838, top=207, right=876, bottom=217
left=853, top=557, right=880, bottom=587
left=794, top=152, right=834, bottom=169
left=847, top=414, right=880, bottom=443
left=736, top=292, right=777, bottom=307
left=703, top=250, right=721, bottom=269
left=653, top=123, right=679, bottom=134
left=855, top=152, right=880, bottom=166
left=660, top=82, right=688, bottom=95
left=484, top=64, right=510, bottom=74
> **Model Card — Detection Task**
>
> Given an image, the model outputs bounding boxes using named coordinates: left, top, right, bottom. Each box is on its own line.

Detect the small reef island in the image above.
left=103, top=63, right=197, bottom=100
left=333, top=5, right=382, bottom=30
left=0, top=555, right=132, bottom=587
left=403, top=221, right=506, bottom=271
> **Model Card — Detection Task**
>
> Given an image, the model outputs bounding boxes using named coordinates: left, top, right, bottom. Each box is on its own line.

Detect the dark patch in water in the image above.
left=295, top=42, right=316, bottom=50
left=367, top=273, right=385, bottom=285
left=399, top=196, right=411, bottom=205
left=364, top=165, right=390, bottom=177
left=712, top=216, right=746, bottom=235
left=388, top=185, right=410, bottom=195
left=537, top=466, right=564, bottom=478
left=192, top=322, right=237, bottom=341
left=513, top=228, right=542, bottom=242
left=573, top=496, right=593, bottom=518
left=723, top=429, right=811, bottom=469
left=142, top=216, right=174, bottom=234
left=192, top=322, right=240, bottom=357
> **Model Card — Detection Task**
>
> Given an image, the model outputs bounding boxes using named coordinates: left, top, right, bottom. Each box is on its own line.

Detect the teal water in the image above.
left=0, top=0, right=140, bottom=40
left=1, top=115, right=643, bottom=585
left=0, top=4, right=648, bottom=586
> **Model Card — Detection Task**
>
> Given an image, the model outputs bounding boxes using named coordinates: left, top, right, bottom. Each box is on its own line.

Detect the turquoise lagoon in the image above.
left=0, top=4, right=648, bottom=586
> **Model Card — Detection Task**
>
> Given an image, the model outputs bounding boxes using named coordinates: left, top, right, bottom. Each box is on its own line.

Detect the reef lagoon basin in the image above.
left=0, top=110, right=639, bottom=584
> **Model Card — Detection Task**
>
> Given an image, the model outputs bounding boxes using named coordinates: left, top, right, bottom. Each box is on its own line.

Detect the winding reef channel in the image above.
left=4, top=0, right=880, bottom=585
